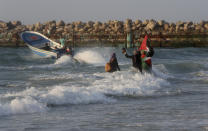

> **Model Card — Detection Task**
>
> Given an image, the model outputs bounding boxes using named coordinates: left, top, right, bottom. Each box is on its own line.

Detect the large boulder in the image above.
left=100, top=23, right=107, bottom=30
left=114, top=21, right=123, bottom=30
left=86, top=21, right=94, bottom=27
left=199, top=20, right=205, bottom=27
left=64, top=25, right=72, bottom=32
left=183, top=22, right=193, bottom=32
left=11, top=21, right=22, bottom=26
left=35, top=22, right=42, bottom=29
left=132, top=20, right=142, bottom=30
left=50, top=22, right=56, bottom=28
left=6, top=21, right=15, bottom=30
left=93, top=21, right=102, bottom=28
left=158, top=20, right=165, bottom=26
left=0, top=20, right=7, bottom=28
left=56, top=20, right=65, bottom=27
left=26, top=25, right=35, bottom=31
left=134, top=19, right=142, bottom=25
left=184, top=24, right=190, bottom=32
left=125, top=19, right=132, bottom=25
left=79, top=28, right=85, bottom=33
left=45, top=20, right=56, bottom=26
left=145, top=20, right=157, bottom=30
left=48, top=24, right=56, bottom=33
left=176, top=21, right=185, bottom=32
left=176, top=21, right=184, bottom=27
left=66, top=24, right=74, bottom=29
left=186, top=21, right=193, bottom=26
left=75, top=21, right=84, bottom=30
left=204, top=23, right=208, bottom=30
left=163, top=23, right=169, bottom=31
left=143, top=19, right=149, bottom=25
left=195, top=25, right=202, bottom=31
left=56, top=27, right=64, bottom=33
left=15, top=25, right=26, bottom=32
left=169, top=26, right=175, bottom=33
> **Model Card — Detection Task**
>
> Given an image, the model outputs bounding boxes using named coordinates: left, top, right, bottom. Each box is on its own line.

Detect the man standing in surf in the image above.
left=122, top=34, right=154, bottom=73
left=139, top=34, right=154, bottom=73
left=122, top=48, right=142, bottom=73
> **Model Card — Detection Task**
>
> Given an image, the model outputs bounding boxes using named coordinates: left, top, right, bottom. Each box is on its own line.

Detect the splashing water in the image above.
left=74, top=50, right=106, bottom=65
left=54, top=55, right=74, bottom=65
left=0, top=69, right=169, bottom=116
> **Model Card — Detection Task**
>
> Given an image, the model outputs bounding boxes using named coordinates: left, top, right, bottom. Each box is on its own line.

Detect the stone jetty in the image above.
left=0, top=19, right=208, bottom=47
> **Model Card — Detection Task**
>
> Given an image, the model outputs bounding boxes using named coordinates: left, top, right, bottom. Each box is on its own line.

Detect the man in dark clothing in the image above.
left=147, top=46, right=154, bottom=57
left=105, top=53, right=120, bottom=72
left=146, top=36, right=154, bottom=57
left=122, top=48, right=142, bottom=73
left=109, top=53, right=120, bottom=72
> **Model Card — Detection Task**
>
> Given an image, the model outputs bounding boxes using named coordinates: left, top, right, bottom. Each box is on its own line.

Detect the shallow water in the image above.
left=0, top=47, right=208, bottom=131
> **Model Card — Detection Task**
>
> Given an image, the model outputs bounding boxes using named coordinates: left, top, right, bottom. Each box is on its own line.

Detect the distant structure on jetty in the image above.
left=0, top=19, right=208, bottom=47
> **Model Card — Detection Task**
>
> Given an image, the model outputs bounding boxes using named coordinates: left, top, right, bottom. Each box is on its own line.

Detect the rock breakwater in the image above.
left=0, top=19, right=208, bottom=47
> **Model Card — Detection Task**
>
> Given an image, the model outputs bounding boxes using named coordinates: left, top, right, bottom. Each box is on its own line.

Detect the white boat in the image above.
left=20, top=31, right=65, bottom=59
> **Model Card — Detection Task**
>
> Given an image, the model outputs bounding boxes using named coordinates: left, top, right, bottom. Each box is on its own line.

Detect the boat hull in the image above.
left=20, top=31, right=63, bottom=59
left=27, top=44, right=57, bottom=59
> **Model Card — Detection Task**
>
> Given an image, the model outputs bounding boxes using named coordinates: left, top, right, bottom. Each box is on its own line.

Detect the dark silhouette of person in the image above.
left=122, top=48, right=142, bottom=73
left=109, top=53, right=120, bottom=72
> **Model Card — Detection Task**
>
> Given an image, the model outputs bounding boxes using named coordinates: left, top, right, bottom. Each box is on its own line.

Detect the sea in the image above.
left=0, top=47, right=208, bottom=131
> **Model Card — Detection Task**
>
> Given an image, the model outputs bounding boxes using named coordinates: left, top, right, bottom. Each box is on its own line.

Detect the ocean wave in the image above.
left=0, top=69, right=169, bottom=116
left=164, top=62, right=205, bottom=74
left=0, top=96, right=47, bottom=116
left=92, top=70, right=169, bottom=97
left=41, top=85, right=115, bottom=106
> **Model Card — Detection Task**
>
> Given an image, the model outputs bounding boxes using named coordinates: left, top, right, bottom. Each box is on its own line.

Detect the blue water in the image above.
left=0, top=47, right=208, bottom=131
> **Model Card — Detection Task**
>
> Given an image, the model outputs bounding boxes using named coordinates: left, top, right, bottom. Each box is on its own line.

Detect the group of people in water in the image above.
left=42, top=33, right=154, bottom=73
left=105, top=36, right=154, bottom=74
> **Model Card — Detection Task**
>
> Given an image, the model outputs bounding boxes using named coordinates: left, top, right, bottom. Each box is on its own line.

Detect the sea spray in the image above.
left=74, top=49, right=106, bottom=65
left=54, top=55, right=74, bottom=65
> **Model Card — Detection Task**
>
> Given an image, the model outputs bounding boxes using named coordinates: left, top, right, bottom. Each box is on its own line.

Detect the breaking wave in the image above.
left=0, top=68, right=169, bottom=116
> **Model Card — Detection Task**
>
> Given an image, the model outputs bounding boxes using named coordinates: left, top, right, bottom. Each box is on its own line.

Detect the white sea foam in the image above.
left=23, top=55, right=75, bottom=70
left=92, top=70, right=169, bottom=97
left=40, top=70, right=169, bottom=104
left=54, top=55, right=74, bottom=65
left=0, top=97, right=47, bottom=116
left=41, top=85, right=115, bottom=105
left=0, top=62, right=169, bottom=116
left=30, top=73, right=75, bottom=81
left=3, top=87, right=43, bottom=98
left=74, top=50, right=106, bottom=65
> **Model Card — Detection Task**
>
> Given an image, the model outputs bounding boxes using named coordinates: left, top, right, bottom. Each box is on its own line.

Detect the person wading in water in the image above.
left=105, top=53, right=120, bottom=72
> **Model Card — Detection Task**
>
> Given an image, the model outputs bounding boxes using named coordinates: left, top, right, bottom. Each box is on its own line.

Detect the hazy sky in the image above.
left=0, top=0, right=207, bottom=24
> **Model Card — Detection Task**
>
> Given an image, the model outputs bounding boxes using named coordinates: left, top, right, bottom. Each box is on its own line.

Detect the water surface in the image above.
left=0, top=47, right=208, bottom=131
